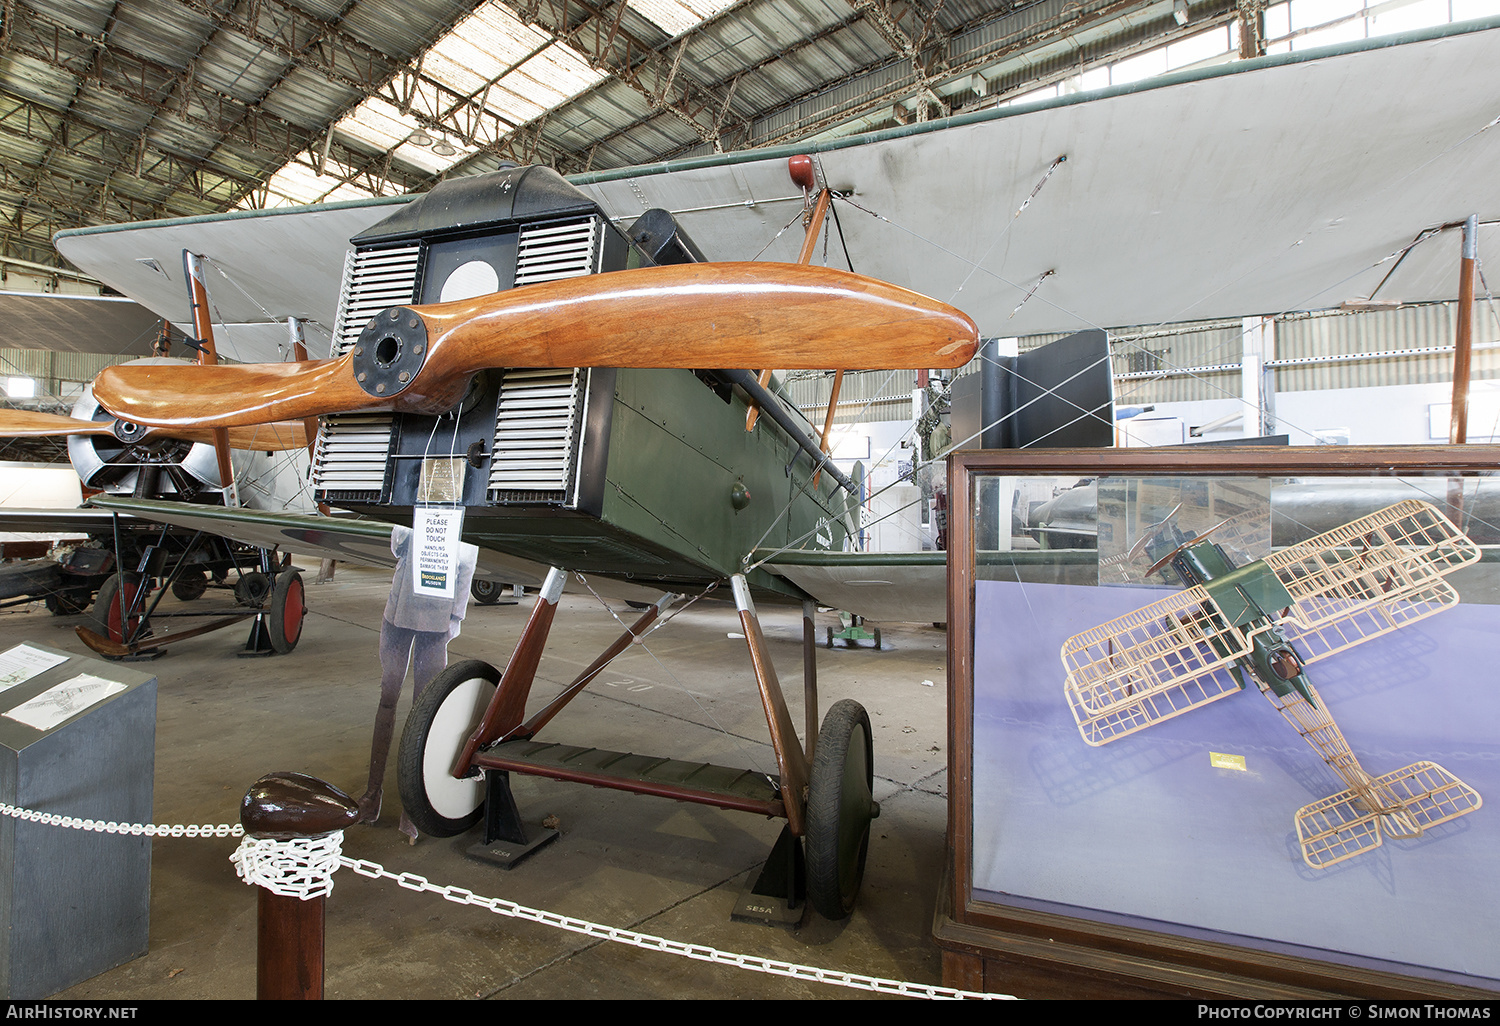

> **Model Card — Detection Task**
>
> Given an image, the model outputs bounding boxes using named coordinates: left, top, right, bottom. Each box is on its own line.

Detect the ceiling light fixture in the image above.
left=431, top=137, right=458, bottom=157
left=409, top=130, right=434, bottom=147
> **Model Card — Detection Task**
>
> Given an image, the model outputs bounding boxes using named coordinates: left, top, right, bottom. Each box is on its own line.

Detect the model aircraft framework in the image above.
left=1061, top=499, right=1484, bottom=868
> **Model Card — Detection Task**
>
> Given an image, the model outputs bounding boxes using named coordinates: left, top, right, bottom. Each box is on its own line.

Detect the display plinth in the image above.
left=0, top=642, right=156, bottom=998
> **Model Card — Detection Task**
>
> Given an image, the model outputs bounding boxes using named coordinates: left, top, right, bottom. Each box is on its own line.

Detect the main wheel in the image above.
left=804, top=699, right=877, bottom=920
left=470, top=579, right=503, bottom=605
left=91, top=573, right=149, bottom=645
left=171, top=570, right=208, bottom=601
left=397, top=660, right=501, bottom=837
left=267, top=570, right=305, bottom=654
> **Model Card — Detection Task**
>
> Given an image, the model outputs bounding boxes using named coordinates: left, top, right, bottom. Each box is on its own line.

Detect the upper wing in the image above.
left=1061, top=587, right=1250, bottom=747
left=576, top=22, right=1500, bottom=338
left=1263, top=500, right=1480, bottom=663
left=53, top=199, right=403, bottom=363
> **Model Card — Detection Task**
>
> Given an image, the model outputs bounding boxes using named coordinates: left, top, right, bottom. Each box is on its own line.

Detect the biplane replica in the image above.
left=2, top=18, right=1498, bottom=920
left=0, top=255, right=322, bottom=658
left=1061, top=499, right=1484, bottom=869
left=24, top=159, right=981, bottom=922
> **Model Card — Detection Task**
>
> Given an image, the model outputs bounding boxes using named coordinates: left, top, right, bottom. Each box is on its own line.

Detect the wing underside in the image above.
left=1062, top=586, right=1250, bottom=746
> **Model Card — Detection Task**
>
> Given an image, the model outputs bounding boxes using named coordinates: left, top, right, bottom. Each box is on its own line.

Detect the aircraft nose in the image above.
left=352, top=307, right=429, bottom=398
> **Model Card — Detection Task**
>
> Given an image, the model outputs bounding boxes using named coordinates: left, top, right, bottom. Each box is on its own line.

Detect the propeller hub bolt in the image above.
left=353, top=307, right=429, bottom=399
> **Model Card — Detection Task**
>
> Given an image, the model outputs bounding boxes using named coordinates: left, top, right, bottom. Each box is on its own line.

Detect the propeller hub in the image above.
left=353, top=307, right=428, bottom=398
left=112, top=420, right=148, bottom=444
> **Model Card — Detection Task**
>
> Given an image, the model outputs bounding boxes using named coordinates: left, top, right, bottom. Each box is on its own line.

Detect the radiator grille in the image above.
left=330, top=244, right=421, bottom=356
left=310, top=413, right=397, bottom=498
left=514, top=218, right=599, bottom=286
left=313, top=244, right=417, bottom=497
left=488, top=368, right=585, bottom=503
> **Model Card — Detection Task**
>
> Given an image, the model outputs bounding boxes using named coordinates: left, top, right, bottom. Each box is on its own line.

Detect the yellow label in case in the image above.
left=1210, top=751, right=1247, bottom=771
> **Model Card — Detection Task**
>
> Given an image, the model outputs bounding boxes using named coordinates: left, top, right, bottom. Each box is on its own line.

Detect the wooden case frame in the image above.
left=938, top=445, right=1500, bottom=999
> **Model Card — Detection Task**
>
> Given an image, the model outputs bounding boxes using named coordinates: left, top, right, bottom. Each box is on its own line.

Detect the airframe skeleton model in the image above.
left=1061, top=500, right=1483, bottom=869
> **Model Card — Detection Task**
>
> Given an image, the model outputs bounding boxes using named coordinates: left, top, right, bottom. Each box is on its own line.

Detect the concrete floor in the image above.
left=0, top=561, right=953, bottom=1000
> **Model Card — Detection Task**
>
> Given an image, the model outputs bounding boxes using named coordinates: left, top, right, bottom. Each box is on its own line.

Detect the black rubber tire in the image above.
left=397, top=660, right=501, bottom=838
left=872, top=627, right=882, bottom=650
left=235, top=570, right=271, bottom=607
left=268, top=570, right=305, bottom=655
left=826, top=626, right=834, bottom=649
left=470, top=579, right=503, bottom=605
left=91, top=573, right=149, bottom=645
left=804, top=699, right=876, bottom=920
left=45, top=587, right=90, bottom=616
left=171, top=570, right=208, bottom=601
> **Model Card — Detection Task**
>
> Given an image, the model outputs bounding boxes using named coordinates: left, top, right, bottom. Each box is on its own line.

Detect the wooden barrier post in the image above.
left=239, top=773, right=359, bottom=1000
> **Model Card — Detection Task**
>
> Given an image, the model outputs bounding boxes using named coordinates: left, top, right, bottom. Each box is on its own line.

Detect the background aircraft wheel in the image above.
left=872, top=627, right=882, bottom=649
left=45, top=587, right=91, bottom=616
left=235, top=571, right=270, bottom=607
left=268, top=570, right=305, bottom=654
left=91, top=573, right=149, bottom=644
left=804, top=699, right=877, bottom=920
left=397, top=660, right=501, bottom=837
left=826, top=626, right=834, bottom=649
left=171, top=570, right=208, bottom=601
left=470, top=579, right=503, bottom=605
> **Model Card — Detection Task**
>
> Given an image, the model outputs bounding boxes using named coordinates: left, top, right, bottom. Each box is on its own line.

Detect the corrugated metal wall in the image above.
left=0, top=349, right=131, bottom=391
left=1272, top=302, right=1500, bottom=391
left=783, top=368, right=920, bottom=425
left=1106, top=319, right=1244, bottom=405
left=718, top=299, right=1500, bottom=428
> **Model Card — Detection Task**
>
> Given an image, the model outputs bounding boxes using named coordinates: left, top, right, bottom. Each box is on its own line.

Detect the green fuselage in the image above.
left=1170, top=541, right=1316, bottom=705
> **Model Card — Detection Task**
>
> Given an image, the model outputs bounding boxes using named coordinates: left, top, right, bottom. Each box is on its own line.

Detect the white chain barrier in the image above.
left=231, top=833, right=344, bottom=901
left=337, top=851, right=1010, bottom=1000
left=1, top=801, right=1011, bottom=1000
left=0, top=800, right=242, bottom=838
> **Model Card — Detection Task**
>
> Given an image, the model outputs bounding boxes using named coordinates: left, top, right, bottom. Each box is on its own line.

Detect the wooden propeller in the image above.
left=0, top=408, right=309, bottom=452
left=90, top=262, right=980, bottom=430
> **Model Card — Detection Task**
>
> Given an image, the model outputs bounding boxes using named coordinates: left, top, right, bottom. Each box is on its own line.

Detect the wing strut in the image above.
left=183, top=251, right=238, bottom=506
left=747, top=155, right=833, bottom=433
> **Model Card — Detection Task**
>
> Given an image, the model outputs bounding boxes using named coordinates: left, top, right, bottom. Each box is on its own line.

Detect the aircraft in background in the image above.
left=2, top=20, right=1495, bottom=917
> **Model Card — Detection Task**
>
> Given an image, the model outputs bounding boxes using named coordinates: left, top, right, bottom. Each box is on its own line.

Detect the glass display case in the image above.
left=938, top=446, right=1500, bottom=999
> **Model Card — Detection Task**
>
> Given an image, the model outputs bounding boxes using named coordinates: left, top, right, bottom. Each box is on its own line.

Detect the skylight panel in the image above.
left=244, top=156, right=374, bottom=209
left=628, top=0, right=739, bottom=38
left=259, top=160, right=330, bottom=206
left=338, top=96, right=423, bottom=153
left=482, top=82, right=550, bottom=125
left=424, top=46, right=496, bottom=97
left=507, top=43, right=606, bottom=104
left=465, top=1, right=552, bottom=63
